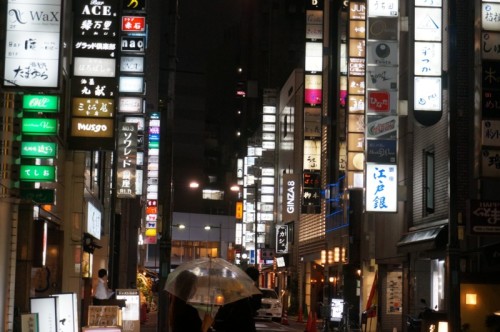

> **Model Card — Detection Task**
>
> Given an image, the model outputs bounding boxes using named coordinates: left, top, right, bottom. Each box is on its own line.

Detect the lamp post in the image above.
left=205, top=224, right=222, bottom=258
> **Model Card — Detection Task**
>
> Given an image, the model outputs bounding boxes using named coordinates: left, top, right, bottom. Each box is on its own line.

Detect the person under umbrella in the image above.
left=168, top=270, right=212, bottom=332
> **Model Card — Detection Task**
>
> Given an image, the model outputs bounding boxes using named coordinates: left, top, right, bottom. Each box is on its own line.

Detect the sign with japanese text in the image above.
left=3, top=0, right=62, bottom=88
left=483, top=90, right=500, bottom=118
left=365, top=163, right=397, bottom=212
left=20, top=165, right=55, bottom=182
left=73, top=57, right=117, bottom=77
left=116, top=123, right=137, bottom=199
left=482, top=120, right=500, bottom=147
left=72, top=77, right=117, bottom=98
left=121, top=16, right=146, bottom=32
left=72, top=98, right=114, bottom=117
left=276, top=225, right=288, bottom=253
left=21, top=142, right=57, bottom=158
left=481, top=149, right=500, bottom=177
left=303, top=139, right=321, bottom=170
left=482, top=32, right=500, bottom=61
left=414, top=42, right=442, bottom=76
left=367, top=0, right=398, bottom=17
left=482, top=3, right=500, bottom=31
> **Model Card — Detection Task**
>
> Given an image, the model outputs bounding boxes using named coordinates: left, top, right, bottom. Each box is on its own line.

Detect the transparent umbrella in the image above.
left=165, top=257, right=261, bottom=315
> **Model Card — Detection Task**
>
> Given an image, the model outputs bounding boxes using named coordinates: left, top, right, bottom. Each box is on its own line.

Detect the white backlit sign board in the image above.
left=367, top=41, right=398, bottom=66
left=367, top=0, right=398, bottom=17
left=120, top=56, right=144, bottom=73
left=74, top=57, right=116, bottom=77
left=414, top=42, right=442, bottom=76
left=305, top=42, right=323, bottom=72
left=119, top=76, right=144, bottom=93
left=51, top=293, right=78, bottom=332
left=414, top=8, right=442, bottom=41
left=86, top=201, right=102, bottom=239
left=414, top=77, right=442, bottom=111
left=4, top=1, right=62, bottom=88
left=30, top=297, right=57, bottom=332
left=119, top=97, right=143, bottom=113
left=482, top=3, right=500, bottom=31
left=415, top=0, right=442, bottom=6
left=365, top=163, right=397, bottom=212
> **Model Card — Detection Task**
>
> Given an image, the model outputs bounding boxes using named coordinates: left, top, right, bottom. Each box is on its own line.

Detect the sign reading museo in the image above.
left=3, top=0, right=62, bottom=89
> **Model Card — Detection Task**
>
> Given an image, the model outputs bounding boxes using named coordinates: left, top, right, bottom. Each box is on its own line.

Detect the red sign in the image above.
left=368, top=91, right=390, bottom=112
left=147, top=200, right=157, bottom=207
left=122, top=16, right=146, bottom=32
left=146, top=206, right=157, bottom=214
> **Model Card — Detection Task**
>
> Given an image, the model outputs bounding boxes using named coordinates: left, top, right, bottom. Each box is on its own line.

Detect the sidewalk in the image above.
left=140, top=311, right=318, bottom=332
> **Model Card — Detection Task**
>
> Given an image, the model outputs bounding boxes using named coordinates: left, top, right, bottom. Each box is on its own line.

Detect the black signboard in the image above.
left=74, top=17, right=118, bottom=37
left=73, top=37, right=118, bottom=58
left=482, top=61, right=500, bottom=91
left=123, top=0, right=146, bottom=11
left=467, top=199, right=500, bottom=236
left=366, top=139, right=397, bottom=163
left=121, top=36, right=146, bottom=53
left=72, top=77, right=118, bottom=98
left=482, top=90, right=500, bottom=119
left=276, top=225, right=288, bottom=253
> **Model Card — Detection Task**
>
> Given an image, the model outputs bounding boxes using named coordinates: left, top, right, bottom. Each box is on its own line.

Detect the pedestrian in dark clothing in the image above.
left=212, top=266, right=262, bottom=332
left=168, top=270, right=203, bottom=332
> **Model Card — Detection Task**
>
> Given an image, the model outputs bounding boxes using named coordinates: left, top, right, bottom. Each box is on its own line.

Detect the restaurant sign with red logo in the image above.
left=122, top=16, right=146, bottom=32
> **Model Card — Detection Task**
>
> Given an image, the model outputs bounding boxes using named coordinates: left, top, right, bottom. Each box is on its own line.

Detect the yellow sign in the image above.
left=235, top=201, right=243, bottom=219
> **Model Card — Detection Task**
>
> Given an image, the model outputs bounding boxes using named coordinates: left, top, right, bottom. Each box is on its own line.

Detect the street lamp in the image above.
left=204, top=224, right=222, bottom=258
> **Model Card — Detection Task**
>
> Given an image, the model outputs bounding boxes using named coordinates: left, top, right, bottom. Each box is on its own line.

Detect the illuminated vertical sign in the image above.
left=413, top=1, right=443, bottom=126
left=365, top=163, right=397, bottom=212
left=304, top=0, right=323, bottom=214
left=347, top=1, right=367, bottom=189
left=117, top=123, right=137, bottom=198
left=276, top=225, right=289, bottom=254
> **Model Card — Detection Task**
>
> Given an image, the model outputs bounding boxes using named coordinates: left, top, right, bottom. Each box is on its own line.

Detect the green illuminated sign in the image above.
left=22, top=118, right=58, bottom=135
left=20, top=165, right=55, bottom=182
left=23, top=95, right=59, bottom=112
left=20, top=189, right=55, bottom=204
left=20, top=142, right=57, bottom=158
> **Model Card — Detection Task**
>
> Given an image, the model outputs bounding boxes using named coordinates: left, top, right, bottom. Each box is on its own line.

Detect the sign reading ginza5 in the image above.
left=3, top=0, right=62, bottom=89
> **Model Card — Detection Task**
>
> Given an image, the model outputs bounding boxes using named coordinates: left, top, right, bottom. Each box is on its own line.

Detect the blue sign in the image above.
left=366, top=140, right=397, bottom=164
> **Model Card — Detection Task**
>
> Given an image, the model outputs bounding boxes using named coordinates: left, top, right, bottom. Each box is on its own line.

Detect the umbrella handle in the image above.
left=202, top=313, right=214, bottom=332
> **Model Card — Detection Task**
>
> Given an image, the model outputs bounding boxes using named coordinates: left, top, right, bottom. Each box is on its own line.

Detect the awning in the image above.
left=397, top=224, right=448, bottom=253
